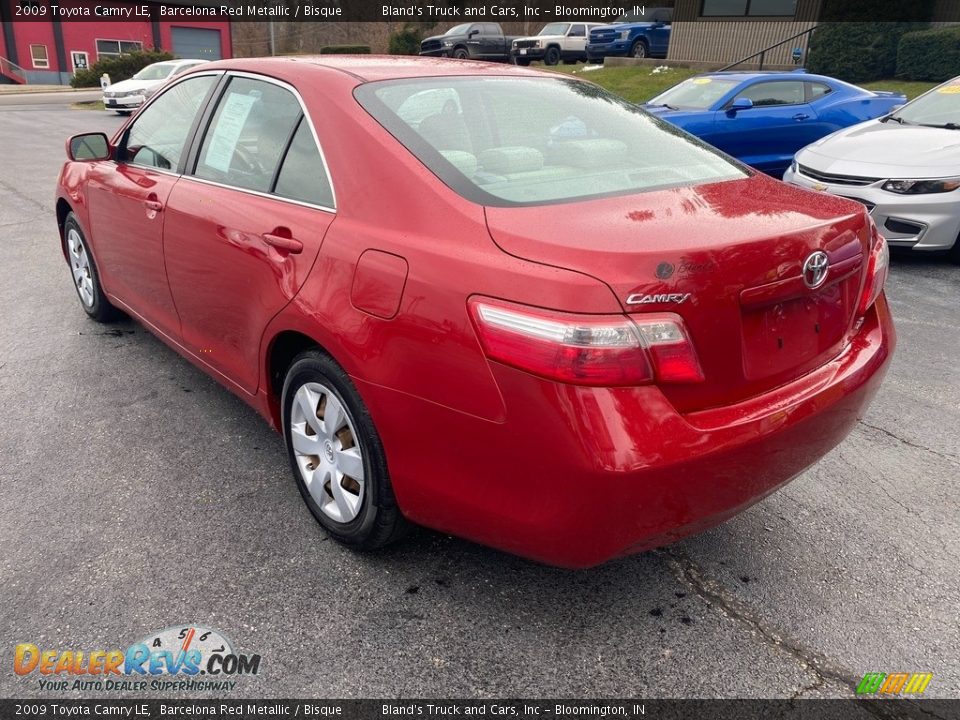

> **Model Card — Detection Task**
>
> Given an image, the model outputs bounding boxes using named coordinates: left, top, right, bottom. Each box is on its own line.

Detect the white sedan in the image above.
left=102, top=59, right=207, bottom=114
left=785, top=76, right=960, bottom=263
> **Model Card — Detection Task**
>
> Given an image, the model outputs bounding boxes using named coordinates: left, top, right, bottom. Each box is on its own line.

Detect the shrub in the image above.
left=70, top=50, right=174, bottom=88
left=319, top=45, right=371, bottom=55
left=807, top=22, right=927, bottom=84
left=389, top=22, right=433, bottom=55
left=896, top=25, right=960, bottom=81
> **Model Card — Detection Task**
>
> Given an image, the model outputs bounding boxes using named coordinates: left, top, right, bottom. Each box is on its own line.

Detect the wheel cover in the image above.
left=290, top=382, right=366, bottom=523
left=67, top=228, right=94, bottom=308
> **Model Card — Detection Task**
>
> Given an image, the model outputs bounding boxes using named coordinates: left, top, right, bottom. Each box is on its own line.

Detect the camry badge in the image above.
left=625, top=292, right=691, bottom=305
left=812, top=182, right=828, bottom=192
left=802, top=251, right=830, bottom=289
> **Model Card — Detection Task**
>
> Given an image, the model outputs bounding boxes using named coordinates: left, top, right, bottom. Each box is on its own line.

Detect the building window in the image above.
left=95, top=39, right=144, bottom=59
left=30, top=45, right=49, bottom=69
left=701, top=0, right=797, bottom=17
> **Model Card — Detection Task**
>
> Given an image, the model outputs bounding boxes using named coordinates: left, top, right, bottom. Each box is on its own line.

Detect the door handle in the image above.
left=143, top=199, right=163, bottom=212
left=262, top=232, right=303, bottom=254
left=793, top=113, right=810, bottom=121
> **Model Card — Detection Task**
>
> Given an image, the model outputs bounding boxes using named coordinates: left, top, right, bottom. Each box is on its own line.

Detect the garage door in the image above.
left=171, top=27, right=222, bottom=60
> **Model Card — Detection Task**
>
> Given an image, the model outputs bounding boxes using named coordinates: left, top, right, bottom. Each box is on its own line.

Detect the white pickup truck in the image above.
left=510, top=22, right=605, bottom=66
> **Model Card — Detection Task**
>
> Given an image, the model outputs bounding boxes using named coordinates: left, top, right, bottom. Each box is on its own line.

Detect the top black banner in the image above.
left=6, top=0, right=960, bottom=23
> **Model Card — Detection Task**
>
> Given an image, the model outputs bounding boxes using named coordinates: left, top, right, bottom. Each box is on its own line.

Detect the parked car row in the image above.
left=639, top=70, right=959, bottom=259
left=419, top=10, right=673, bottom=65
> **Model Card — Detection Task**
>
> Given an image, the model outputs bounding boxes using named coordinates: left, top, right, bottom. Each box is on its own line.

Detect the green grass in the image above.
left=545, top=63, right=937, bottom=103
left=545, top=64, right=700, bottom=103
left=71, top=100, right=105, bottom=111
left=861, top=80, right=936, bottom=100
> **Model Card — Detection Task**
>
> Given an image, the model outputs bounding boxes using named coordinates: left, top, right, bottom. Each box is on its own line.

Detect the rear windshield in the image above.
left=647, top=77, right=741, bottom=110
left=355, top=77, right=746, bottom=207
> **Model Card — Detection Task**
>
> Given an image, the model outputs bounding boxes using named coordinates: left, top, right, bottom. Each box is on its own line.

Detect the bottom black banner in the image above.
left=1, top=700, right=958, bottom=720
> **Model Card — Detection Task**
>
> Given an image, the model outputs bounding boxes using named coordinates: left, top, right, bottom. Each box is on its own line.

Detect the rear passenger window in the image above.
left=274, top=119, right=334, bottom=208
left=194, top=77, right=301, bottom=193
left=736, top=81, right=805, bottom=107
left=807, top=82, right=833, bottom=100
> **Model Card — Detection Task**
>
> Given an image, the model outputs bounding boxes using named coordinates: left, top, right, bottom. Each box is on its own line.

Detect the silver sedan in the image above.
left=784, top=76, right=960, bottom=263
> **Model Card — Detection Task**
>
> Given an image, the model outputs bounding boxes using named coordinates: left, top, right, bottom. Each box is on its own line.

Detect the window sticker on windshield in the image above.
left=691, top=78, right=712, bottom=84
left=204, top=93, right=257, bottom=173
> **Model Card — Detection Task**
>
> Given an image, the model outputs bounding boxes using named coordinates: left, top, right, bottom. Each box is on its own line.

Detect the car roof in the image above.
left=696, top=71, right=833, bottom=83
left=198, top=55, right=550, bottom=83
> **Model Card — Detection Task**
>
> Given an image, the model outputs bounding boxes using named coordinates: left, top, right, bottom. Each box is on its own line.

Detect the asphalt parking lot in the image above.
left=0, top=99, right=957, bottom=701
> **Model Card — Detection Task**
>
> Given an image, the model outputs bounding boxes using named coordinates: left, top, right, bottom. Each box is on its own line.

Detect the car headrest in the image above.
left=479, top=146, right=544, bottom=174
left=549, top=139, right=629, bottom=168
left=439, top=150, right=478, bottom=176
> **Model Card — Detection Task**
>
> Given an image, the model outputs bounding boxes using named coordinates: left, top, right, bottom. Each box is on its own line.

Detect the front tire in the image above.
left=949, top=233, right=960, bottom=265
left=282, top=350, right=407, bottom=549
left=453, top=47, right=469, bottom=60
left=63, top=212, right=120, bottom=323
left=630, top=40, right=648, bottom=59
left=544, top=46, right=561, bottom=66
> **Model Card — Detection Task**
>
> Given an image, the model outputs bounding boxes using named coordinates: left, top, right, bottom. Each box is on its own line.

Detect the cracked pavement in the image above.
left=0, top=102, right=957, bottom=700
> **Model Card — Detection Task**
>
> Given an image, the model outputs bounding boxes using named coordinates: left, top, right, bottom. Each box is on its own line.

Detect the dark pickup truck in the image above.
left=419, top=23, right=518, bottom=62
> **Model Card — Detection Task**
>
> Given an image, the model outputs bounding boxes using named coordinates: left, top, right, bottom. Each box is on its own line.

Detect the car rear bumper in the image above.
left=784, top=166, right=960, bottom=251
left=357, top=296, right=895, bottom=568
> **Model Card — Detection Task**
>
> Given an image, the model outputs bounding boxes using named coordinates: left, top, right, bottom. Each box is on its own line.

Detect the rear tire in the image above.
left=63, top=212, right=120, bottom=323
left=544, top=46, right=561, bottom=66
left=282, top=349, right=408, bottom=550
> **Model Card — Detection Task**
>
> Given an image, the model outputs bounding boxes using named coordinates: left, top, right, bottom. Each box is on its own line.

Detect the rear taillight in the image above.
left=858, top=218, right=889, bottom=317
left=468, top=298, right=704, bottom=387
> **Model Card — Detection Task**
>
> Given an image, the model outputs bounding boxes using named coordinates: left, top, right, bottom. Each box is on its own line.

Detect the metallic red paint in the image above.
left=55, top=57, right=895, bottom=567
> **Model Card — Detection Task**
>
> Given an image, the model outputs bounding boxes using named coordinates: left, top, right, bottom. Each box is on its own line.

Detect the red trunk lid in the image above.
left=484, top=175, right=870, bottom=412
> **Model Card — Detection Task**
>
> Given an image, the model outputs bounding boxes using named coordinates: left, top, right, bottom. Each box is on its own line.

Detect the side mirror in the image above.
left=728, top=96, right=754, bottom=112
left=67, top=132, right=111, bottom=161
left=468, top=29, right=479, bottom=38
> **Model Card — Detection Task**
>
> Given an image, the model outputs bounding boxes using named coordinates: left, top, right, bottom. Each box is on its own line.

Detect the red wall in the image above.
left=12, top=21, right=60, bottom=71
left=59, top=21, right=155, bottom=72
left=11, top=18, right=231, bottom=75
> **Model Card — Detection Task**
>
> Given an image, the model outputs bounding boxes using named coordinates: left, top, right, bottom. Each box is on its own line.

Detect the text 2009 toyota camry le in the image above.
left=56, top=57, right=895, bottom=568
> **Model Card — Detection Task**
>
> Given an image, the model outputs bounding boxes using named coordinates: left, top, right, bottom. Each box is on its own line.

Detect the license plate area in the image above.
left=740, top=284, right=851, bottom=381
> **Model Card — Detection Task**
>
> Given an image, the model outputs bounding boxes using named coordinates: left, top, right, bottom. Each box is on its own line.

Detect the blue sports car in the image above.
left=642, top=71, right=906, bottom=178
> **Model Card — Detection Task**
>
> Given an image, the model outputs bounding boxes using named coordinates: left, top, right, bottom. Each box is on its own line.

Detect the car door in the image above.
left=710, top=80, right=818, bottom=175
left=480, top=23, right=502, bottom=57
left=85, top=72, right=220, bottom=338
left=567, top=24, right=587, bottom=54
left=162, top=74, right=336, bottom=394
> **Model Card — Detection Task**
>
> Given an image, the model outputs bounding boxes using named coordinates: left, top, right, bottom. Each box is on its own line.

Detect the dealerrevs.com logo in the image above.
left=14, top=625, right=261, bottom=692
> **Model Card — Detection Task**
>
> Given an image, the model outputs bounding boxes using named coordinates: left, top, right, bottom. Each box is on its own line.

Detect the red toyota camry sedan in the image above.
left=56, top=57, right=895, bottom=568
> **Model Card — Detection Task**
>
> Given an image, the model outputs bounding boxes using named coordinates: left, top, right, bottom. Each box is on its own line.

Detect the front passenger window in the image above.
left=124, top=74, right=216, bottom=171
